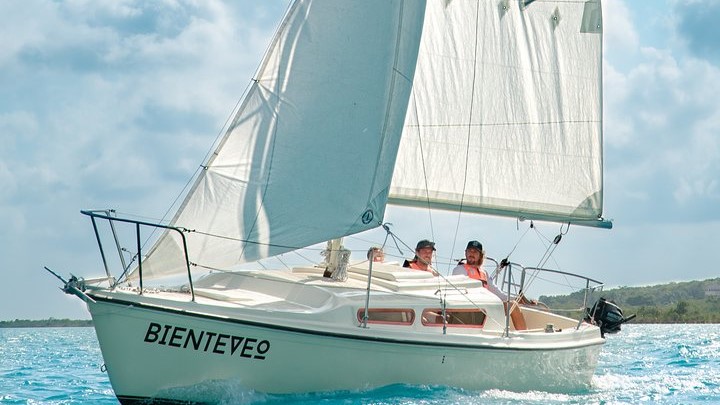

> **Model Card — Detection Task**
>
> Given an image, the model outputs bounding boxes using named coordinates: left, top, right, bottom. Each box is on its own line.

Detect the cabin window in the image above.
left=421, top=308, right=486, bottom=328
left=356, top=308, right=415, bottom=325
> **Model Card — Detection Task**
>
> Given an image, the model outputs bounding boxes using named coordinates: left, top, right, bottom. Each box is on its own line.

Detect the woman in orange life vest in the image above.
left=451, top=240, right=532, bottom=331
left=403, top=239, right=439, bottom=276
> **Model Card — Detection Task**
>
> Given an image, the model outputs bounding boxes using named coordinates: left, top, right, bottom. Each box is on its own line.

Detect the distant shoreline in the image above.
left=0, top=319, right=93, bottom=328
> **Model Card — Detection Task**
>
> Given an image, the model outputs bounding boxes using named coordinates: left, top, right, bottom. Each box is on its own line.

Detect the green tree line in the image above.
left=0, top=318, right=93, bottom=328
left=540, top=277, right=720, bottom=323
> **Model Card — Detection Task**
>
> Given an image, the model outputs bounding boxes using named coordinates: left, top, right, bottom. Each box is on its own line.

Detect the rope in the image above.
left=274, top=255, right=292, bottom=271
left=447, top=0, right=483, bottom=278
left=187, top=229, right=325, bottom=251
left=503, top=221, right=534, bottom=261
left=414, top=108, right=436, bottom=242
left=505, top=222, right=572, bottom=315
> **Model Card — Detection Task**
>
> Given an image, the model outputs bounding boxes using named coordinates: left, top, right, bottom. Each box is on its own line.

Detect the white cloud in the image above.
left=603, top=7, right=720, bottom=221
left=603, top=1, right=639, bottom=56
left=0, top=1, right=289, bottom=319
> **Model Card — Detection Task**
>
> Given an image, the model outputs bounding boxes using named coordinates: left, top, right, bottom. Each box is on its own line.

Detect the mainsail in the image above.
left=390, top=0, right=609, bottom=228
left=135, top=0, right=608, bottom=281
left=137, top=0, right=427, bottom=279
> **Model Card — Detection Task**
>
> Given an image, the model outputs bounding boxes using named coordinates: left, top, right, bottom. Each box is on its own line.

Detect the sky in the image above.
left=1, top=0, right=719, bottom=321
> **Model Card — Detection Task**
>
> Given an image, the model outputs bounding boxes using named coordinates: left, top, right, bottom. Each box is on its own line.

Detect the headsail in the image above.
left=389, top=0, right=610, bottom=228
left=136, top=0, right=427, bottom=279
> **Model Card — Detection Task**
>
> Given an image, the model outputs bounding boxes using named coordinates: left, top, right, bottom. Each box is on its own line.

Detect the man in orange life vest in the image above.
left=452, top=240, right=530, bottom=330
left=403, top=239, right=438, bottom=275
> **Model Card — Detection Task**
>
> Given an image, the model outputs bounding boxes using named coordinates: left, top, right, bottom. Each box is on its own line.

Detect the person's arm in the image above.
left=485, top=279, right=508, bottom=301
left=493, top=260, right=537, bottom=304
left=483, top=265, right=508, bottom=300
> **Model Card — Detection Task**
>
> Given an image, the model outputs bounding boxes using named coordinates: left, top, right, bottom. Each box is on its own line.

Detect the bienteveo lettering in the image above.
left=143, top=322, right=270, bottom=360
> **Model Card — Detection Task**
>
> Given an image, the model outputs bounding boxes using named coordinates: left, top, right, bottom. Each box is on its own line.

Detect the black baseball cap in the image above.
left=466, top=240, right=483, bottom=251
left=416, top=239, right=436, bottom=251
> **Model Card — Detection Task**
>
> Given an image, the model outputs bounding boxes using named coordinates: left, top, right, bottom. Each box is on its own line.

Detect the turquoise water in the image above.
left=1, top=324, right=718, bottom=404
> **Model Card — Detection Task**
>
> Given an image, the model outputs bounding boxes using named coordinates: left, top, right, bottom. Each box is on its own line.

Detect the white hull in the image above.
left=83, top=266, right=604, bottom=403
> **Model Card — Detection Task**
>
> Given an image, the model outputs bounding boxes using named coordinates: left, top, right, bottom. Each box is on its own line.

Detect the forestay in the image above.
left=135, top=1, right=427, bottom=280
left=389, top=0, right=609, bottom=228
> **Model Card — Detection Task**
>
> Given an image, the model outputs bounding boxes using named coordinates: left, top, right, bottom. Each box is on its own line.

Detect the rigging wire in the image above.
left=448, top=0, right=483, bottom=277
left=292, top=249, right=318, bottom=265
left=274, top=254, right=292, bottom=271
left=505, top=222, right=574, bottom=317
left=503, top=220, right=534, bottom=261
left=414, top=105, right=436, bottom=243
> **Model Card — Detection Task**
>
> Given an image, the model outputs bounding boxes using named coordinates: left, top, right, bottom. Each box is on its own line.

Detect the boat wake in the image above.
left=153, top=379, right=268, bottom=405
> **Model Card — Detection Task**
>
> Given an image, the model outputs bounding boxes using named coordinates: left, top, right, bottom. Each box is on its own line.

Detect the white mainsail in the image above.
left=135, top=0, right=608, bottom=281
left=137, top=0, right=427, bottom=279
left=390, top=0, right=608, bottom=228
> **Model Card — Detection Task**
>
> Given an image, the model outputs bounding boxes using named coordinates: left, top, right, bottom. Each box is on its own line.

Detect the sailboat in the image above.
left=50, top=0, right=632, bottom=403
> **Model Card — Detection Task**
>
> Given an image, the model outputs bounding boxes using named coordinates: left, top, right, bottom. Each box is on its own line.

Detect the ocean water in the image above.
left=1, top=324, right=718, bottom=404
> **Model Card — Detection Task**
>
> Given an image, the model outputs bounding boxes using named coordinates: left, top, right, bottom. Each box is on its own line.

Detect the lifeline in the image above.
left=143, top=322, right=270, bottom=360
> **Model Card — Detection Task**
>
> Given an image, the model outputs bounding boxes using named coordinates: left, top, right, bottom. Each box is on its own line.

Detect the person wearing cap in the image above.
left=403, top=239, right=437, bottom=275
left=452, top=240, right=493, bottom=284
left=452, top=240, right=530, bottom=330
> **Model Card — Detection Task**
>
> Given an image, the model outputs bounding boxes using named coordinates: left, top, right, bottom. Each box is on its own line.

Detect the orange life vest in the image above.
left=408, top=261, right=423, bottom=270
left=405, top=260, right=431, bottom=272
left=463, top=264, right=488, bottom=286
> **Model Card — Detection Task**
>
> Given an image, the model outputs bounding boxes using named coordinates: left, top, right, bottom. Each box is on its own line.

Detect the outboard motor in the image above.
left=585, top=297, right=636, bottom=337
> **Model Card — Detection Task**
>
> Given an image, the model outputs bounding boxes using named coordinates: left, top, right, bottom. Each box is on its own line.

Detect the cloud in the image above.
left=0, top=0, right=290, bottom=319
left=674, top=0, right=720, bottom=63
left=603, top=2, right=720, bottom=224
left=0, top=1, right=289, bottom=210
left=603, top=1, right=639, bottom=58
